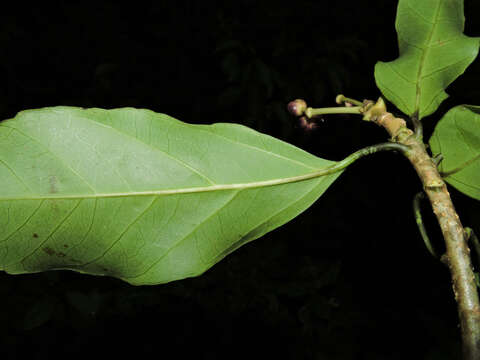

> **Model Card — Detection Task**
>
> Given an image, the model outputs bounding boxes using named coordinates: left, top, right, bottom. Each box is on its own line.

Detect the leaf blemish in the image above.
left=33, top=233, right=38, bottom=238
left=49, top=175, right=58, bottom=194
left=43, top=247, right=55, bottom=256
left=42, top=247, right=67, bottom=258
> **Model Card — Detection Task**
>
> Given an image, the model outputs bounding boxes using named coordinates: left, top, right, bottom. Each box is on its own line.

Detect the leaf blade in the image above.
left=0, top=107, right=343, bottom=285
left=429, top=105, right=480, bottom=200
left=374, top=0, right=479, bottom=119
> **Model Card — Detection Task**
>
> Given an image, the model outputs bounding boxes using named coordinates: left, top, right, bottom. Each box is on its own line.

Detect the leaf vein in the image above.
left=386, top=62, right=417, bottom=85
left=70, top=198, right=98, bottom=252
left=421, top=55, right=474, bottom=80
left=76, top=114, right=217, bottom=185
left=129, top=190, right=241, bottom=280
left=415, top=0, right=442, bottom=112
left=0, top=158, right=33, bottom=193
left=375, top=76, right=412, bottom=113
left=0, top=200, right=44, bottom=244
left=198, top=125, right=317, bottom=171
left=211, top=177, right=323, bottom=264
left=0, top=162, right=340, bottom=201
left=2, top=125, right=97, bottom=193
left=405, top=0, right=435, bottom=25
left=19, top=199, right=83, bottom=269
left=80, top=197, right=158, bottom=268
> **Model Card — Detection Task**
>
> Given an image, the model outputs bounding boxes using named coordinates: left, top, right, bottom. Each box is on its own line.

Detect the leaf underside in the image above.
left=430, top=105, right=480, bottom=200
left=0, top=107, right=342, bottom=285
left=374, top=0, right=479, bottom=119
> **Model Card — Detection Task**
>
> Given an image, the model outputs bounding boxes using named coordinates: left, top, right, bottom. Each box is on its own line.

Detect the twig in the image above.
left=364, top=98, right=480, bottom=360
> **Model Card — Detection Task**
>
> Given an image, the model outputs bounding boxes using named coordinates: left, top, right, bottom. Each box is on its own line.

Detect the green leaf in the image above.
left=374, top=0, right=479, bottom=119
left=429, top=105, right=480, bottom=200
left=0, top=107, right=343, bottom=285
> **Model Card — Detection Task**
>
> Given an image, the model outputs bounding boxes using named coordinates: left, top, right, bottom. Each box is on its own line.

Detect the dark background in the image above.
left=0, top=1, right=479, bottom=359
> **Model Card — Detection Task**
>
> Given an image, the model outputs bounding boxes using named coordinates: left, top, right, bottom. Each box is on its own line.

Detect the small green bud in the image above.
left=305, top=107, right=313, bottom=119
left=362, top=97, right=386, bottom=121
left=287, top=99, right=307, bottom=117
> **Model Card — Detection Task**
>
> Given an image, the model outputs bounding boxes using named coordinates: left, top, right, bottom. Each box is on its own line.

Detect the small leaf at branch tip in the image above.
left=287, top=99, right=307, bottom=117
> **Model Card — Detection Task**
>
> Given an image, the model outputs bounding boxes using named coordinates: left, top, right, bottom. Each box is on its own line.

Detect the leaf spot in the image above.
left=43, top=247, right=55, bottom=256
left=42, top=247, right=66, bottom=258
left=49, top=175, right=58, bottom=194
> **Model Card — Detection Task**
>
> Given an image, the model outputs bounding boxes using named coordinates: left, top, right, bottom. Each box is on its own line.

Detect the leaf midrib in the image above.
left=0, top=166, right=336, bottom=201
left=1, top=111, right=323, bottom=199
left=1, top=112, right=338, bottom=201
left=414, top=0, right=442, bottom=112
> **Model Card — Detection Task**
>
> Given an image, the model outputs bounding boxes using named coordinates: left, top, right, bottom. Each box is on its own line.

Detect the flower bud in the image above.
left=335, top=94, right=345, bottom=104
left=298, top=116, right=317, bottom=131
left=287, top=99, right=307, bottom=117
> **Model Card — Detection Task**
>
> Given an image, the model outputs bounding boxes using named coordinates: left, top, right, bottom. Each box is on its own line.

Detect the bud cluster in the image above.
left=287, top=99, right=317, bottom=131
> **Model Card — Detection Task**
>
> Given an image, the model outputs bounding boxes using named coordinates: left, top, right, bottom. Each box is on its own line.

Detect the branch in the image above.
left=365, top=98, right=480, bottom=360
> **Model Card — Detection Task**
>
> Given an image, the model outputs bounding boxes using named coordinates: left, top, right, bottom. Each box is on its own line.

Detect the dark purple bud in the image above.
left=298, top=116, right=317, bottom=131
left=287, top=99, right=307, bottom=117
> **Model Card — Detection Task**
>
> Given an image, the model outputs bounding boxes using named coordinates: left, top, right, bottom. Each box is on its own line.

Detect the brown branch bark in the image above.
left=370, top=108, right=480, bottom=360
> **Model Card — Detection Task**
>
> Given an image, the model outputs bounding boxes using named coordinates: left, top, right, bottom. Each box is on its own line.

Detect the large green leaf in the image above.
left=0, top=107, right=343, bottom=285
left=430, top=105, right=480, bottom=200
left=375, top=0, right=479, bottom=119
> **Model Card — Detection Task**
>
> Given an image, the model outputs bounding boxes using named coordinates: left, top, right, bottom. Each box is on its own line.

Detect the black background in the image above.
left=1, top=1, right=480, bottom=359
